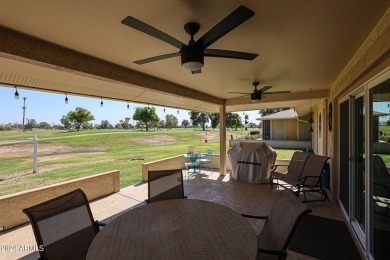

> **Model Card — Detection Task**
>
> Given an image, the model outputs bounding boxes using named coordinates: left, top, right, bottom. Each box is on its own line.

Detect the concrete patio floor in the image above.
left=1, top=170, right=349, bottom=260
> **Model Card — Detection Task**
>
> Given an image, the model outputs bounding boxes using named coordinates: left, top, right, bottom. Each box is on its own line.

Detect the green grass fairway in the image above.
left=0, top=128, right=297, bottom=196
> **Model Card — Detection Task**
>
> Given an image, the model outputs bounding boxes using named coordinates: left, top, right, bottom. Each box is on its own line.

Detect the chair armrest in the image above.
left=241, top=214, right=268, bottom=219
left=271, top=164, right=288, bottom=171
left=96, top=221, right=106, bottom=227
left=298, top=175, right=323, bottom=182
left=258, top=248, right=287, bottom=256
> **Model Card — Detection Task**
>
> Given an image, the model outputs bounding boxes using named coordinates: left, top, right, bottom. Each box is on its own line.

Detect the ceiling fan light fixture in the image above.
left=250, top=92, right=262, bottom=101
left=182, top=61, right=204, bottom=71
left=181, top=45, right=204, bottom=71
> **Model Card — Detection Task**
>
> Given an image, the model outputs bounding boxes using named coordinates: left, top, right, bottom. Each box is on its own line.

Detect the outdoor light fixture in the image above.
left=182, top=61, right=204, bottom=71
left=100, top=97, right=103, bottom=107
left=163, top=107, right=166, bottom=113
left=147, top=104, right=150, bottom=112
left=177, top=110, right=179, bottom=114
left=65, top=93, right=68, bottom=104
left=14, top=87, right=19, bottom=100
left=309, top=112, right=314, bottom=124
left=309, top=89, right=314, bottom=132
left=127, top=102, right=130, bottom=109
left=181, top=44, right=204, bottom=71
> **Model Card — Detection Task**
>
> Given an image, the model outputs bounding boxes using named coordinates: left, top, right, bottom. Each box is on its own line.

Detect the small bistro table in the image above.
left=87, top=199, right=258, bottom=260
left=183, top=153, right=205, bottom=177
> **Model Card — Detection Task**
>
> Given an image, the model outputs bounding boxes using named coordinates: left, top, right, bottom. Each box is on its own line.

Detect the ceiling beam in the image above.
left=225, top=89, right=330, bottom=106
left=0, top=25, right=224, bottom=105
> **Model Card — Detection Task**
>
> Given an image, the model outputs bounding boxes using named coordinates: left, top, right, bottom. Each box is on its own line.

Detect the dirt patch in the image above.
left=0, top=144, right=73, bottom=159
left=197, top=132, right=219, bottom=141
left=38, top=152, right=106, bottom=162
left=1, top=158, right=115, bottom=180
left=0, top=143, right=105, bottom=159
left=133, top=134, right=178, bottom=145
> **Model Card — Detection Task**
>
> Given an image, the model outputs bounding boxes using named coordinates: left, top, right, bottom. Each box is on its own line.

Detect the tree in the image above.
left=226, top=113, right=242, bottom=130
left=248, top=122, right=257, bottom=128
left=119, top=117, right=131, bottom=130
left=97, top=120, right=113, bottom=129
left=81, top=122, right=93, bottom=130
left=181, top=119, right=190, bottom=129
left=25, top=119, right=37, bottom=130
left=259, top=108, right=289, bottom=117
left=133, top=107, right=159, bottom=131
left=189, top=112, right=209, bottom=130
left=209, top=113, right=219, bottom=129
left=60, top=115, right=72, bottom=129
left=165, top=114, right=178, bottom=129
left=159, top=120, right=165, bottom=129
left=39, top=122, right=51, bottom=129
left=65, top=107, right=95, bottom=131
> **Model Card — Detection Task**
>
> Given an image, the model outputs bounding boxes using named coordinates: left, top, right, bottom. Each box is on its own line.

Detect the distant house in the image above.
left=256, top=109, right=312, bottom=141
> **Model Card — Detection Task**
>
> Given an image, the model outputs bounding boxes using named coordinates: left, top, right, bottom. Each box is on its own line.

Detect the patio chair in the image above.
left=147, top=169, right=186, bottom=203
left=196, top=149, right=213, bottom=174
left=373, top=155, right=390, bottom=216
left=23, top=189, right=106, bottom=260
left=270, top=151, right=309, bottom=188
left=242, top=190, right=312, bottom=260
left=283, top=154, right=330, bottom=202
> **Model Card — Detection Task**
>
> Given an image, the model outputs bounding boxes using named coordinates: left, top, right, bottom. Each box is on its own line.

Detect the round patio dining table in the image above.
left=87, top=199, right=258, bottom=260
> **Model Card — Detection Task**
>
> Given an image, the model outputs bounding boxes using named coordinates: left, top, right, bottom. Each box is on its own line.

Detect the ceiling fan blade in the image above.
left=233, top=94, right=249, bottom=98
left=134, top=52, right=181, bottom=65
left=195, top=6, right=255, bottom=49
left=121, top=16, right=185, bottom=49
left=258, top=85, right=272, bottom=93
left=263, top=91, right=291, bottom=95
left=191, top=69, right=202, bottom=74
left=205, top=49, right=258, bottom=60
left=228, top=92, right=252, bottom=94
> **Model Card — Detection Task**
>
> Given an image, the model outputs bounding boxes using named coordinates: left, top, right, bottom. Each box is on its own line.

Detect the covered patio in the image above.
left=0, top=1, right=389, bottom=259
left=1, top=170, right=347, bottom=260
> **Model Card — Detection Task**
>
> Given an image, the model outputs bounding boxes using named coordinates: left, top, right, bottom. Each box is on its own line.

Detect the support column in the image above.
left=219, top=103, right=227, bottom=176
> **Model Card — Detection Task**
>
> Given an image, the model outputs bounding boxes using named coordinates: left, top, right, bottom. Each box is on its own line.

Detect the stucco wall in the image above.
left=286, top=119, right=298, bottom=140
left=328, top=8, right=390, bottom=201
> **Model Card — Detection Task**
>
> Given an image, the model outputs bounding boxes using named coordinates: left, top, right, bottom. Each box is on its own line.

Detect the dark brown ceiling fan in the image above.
left=229, top=81, right=291, bottom=102
left=121, top=6, right=258, bottom=74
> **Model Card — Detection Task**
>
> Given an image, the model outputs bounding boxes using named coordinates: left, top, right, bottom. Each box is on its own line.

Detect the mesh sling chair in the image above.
left=147, top=169, right=186, bottom=203
left=242, top=190, right=312, bottom=260
left=294, top=154, right=330, bottom=202
left=270, top=151, right=309, bottom=189
left=23, top=189, right=106, bottom=260
left=196, top=149, right=213, bottom=174
left=373, top=155, right=390, bottom=216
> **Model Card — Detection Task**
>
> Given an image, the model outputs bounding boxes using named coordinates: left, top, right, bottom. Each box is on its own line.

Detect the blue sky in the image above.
left=0, top=85, right=261, bottom=126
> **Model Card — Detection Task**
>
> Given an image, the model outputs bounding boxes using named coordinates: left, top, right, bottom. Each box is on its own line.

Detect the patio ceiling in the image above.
left=0, top=0, right=388, bottom=116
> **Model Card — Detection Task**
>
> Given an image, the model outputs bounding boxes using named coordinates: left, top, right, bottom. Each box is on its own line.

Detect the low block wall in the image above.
left=142, top=153, right=259, bottom=181
left=142, top=155, right=187, bottom=181
left=0, top=170, right=120, bottom=231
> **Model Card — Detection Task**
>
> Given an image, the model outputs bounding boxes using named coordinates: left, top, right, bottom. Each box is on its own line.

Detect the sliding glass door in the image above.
left=369, top=78, right=390, bottom=259
left=340, top=69, right=390, bottom=258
